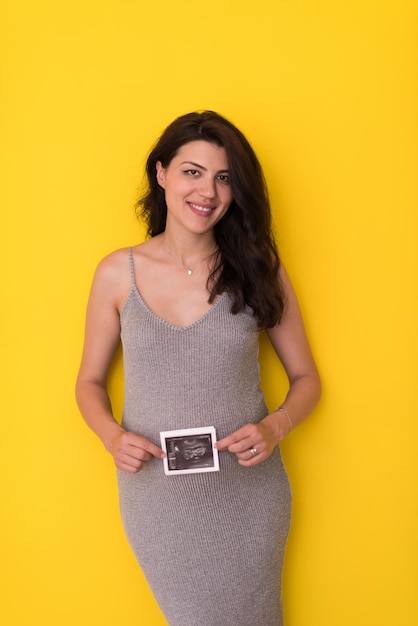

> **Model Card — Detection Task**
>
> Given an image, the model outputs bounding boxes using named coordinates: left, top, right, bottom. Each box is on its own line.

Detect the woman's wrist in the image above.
left=274, top=406, right=293, bottom=433
left=101, top=421, right=126, bottom=453
left=265, top=405, right=293, bottom=441
left=261, top=406, right=292, bottom=443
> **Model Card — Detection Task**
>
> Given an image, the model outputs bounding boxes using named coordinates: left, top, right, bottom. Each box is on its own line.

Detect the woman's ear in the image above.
left=156, top=161, right=165, bottom=189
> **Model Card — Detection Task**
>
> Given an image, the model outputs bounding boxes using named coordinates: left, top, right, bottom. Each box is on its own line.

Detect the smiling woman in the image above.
left=76, top=111, right=321, bottom=625
left=138, top=111, right=288, bottom=328
left=155, top=141, right=233, bottom=237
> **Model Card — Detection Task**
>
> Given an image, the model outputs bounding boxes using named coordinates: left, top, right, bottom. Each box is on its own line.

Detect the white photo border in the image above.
left=160, top=426, right=219, bottom=476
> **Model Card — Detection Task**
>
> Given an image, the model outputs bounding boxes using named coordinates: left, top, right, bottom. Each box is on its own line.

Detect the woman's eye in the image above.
left=184, top=169, right=200, bottom=177
left=217, top=174, right=230, bottom=184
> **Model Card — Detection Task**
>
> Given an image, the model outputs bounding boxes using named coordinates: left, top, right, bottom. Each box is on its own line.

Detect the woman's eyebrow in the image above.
left=180, top=161, right=229, bottom=173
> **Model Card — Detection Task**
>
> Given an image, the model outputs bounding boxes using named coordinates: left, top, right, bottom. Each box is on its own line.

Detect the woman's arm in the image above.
left=216, top=265, right=321, bottom=465
left=261, top=265, right=321, bottom=439
left=75, top=251, right=165, bottom=473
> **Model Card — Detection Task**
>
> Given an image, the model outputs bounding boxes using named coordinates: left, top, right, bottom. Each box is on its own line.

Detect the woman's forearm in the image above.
left=278, top=371, right=321, bottom=427
left=262, top=371, right=321, bottom=441
left=75, top=379, right=125, bottom=452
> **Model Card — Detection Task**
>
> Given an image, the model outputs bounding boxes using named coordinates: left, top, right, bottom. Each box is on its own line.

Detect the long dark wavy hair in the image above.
left=137, top=111, right=285, bottom=328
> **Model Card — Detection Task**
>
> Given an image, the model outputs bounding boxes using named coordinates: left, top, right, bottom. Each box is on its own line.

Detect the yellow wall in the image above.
left=2, top=1, right=417, bottom=624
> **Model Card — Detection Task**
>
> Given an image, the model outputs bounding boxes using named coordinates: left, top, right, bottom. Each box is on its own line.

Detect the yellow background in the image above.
left=2, top=1, right=417, bottom=624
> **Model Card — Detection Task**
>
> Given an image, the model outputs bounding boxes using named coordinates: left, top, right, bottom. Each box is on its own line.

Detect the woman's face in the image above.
left=156, top=140, right=233, bottom=236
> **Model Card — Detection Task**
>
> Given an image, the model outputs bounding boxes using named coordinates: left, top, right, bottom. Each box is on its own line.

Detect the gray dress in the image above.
left=117, top=248, right=292, bottom=626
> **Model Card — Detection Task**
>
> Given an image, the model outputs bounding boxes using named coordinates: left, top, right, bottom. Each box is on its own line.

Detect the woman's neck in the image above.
left=158, top=229, right=217, bottom=269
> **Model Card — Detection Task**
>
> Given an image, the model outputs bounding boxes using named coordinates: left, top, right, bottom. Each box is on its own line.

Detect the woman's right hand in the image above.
left=109, top=429, right=166, bottom=473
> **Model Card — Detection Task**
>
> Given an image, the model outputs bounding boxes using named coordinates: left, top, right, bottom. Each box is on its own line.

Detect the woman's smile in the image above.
left=156, top=140, right=233, bottom=233
left=188, top=201, right=216, bottom=216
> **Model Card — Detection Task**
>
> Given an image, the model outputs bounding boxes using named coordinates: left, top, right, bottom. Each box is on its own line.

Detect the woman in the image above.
left=76, top=111, right=321, bottom=625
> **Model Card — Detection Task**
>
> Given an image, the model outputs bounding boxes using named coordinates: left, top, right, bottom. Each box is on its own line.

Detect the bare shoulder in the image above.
left=95, top=247, right=130, bottom=276
left=91, top=247, right=134, bottom=311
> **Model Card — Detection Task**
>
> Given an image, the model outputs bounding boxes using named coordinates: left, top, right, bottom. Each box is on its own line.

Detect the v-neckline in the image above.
left=130, top=286, right=227, bottom=331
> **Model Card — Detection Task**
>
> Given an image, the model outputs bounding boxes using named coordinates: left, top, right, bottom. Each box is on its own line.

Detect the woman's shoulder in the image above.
left=93, top=239, right=158, bottom=279
left=94, top=246, right=132, bottom=279
left=93, top=245, right=149, bottom=292
left=90, top=247, right=139, bottom=310
left=96, top=237, right=160, bottom=273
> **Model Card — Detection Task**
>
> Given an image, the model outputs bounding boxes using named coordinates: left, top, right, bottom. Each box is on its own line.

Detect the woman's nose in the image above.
left=198, top=177, right=216, bottom=198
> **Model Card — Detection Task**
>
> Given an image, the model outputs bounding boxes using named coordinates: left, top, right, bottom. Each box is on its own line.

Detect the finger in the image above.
left=235, top=443, right=266, bottom=463
left=124, top=432, right=166, bottom=459
left=216, top=424, right=258, bottom=450
left=115, top=458, right=144, bottom=473
left=114, top=446, right=146, bottom=472
left=122, top=446, right=152, bottom=463
left=215, top=429, right=246, bottom=450
left=227, top=437, right=256, bottom=454
left=113, top=440, right=158, bottom=471
left=238, top=447, right=267, bottom=467
left=215, top=435, right=237, bottom=451
left=229, top=428, right=267, bottom=453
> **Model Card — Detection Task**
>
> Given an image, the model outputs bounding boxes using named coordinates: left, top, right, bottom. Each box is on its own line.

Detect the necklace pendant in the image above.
left=187, top=268, right=193, bottom=276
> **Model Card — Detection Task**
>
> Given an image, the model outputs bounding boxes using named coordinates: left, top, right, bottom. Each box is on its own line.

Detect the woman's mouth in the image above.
left=188, top=202, right=215, bottom=216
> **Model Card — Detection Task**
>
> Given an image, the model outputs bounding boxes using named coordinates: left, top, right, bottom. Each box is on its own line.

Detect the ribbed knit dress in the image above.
left=117, top=248, right=292, bottom=626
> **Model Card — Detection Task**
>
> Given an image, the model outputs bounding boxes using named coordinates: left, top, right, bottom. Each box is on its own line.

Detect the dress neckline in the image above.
left=129, top=285, right=227, bottom=331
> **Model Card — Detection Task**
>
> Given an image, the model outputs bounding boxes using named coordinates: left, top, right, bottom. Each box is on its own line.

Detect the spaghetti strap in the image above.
left=127, top=247, right=136, bottom=287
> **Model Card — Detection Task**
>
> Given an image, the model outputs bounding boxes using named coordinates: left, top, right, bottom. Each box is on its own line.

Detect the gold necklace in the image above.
left=162, top=239, right=218, bottom=276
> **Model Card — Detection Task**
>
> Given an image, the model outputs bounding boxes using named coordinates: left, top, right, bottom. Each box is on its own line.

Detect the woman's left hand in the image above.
left=215, top=414, right=288, bottom=466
